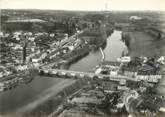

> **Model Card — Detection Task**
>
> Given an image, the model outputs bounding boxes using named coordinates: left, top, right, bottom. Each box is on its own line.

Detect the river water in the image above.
left=70, top=30, right=126, bottom=71
left=0, top=30, right=126, bottom=115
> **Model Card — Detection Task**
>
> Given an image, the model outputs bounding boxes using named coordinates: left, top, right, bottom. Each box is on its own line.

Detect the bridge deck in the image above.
left=41, top=68, right=138, bottom=82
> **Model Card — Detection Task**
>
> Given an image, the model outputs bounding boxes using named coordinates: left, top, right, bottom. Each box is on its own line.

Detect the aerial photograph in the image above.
left=0, top=0, right=165, bottom=117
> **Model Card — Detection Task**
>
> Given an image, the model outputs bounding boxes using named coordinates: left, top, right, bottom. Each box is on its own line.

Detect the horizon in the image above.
left=1, top=0, right=165, bottom=11
left=1, top=8, right=165, bottom=13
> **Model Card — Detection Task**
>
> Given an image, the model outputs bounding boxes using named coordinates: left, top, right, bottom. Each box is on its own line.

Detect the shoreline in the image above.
left=15, top=78, right=88, bottom=117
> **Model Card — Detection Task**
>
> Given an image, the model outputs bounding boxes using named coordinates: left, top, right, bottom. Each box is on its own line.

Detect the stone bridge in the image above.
left=39, top=68, right=138, bottom=82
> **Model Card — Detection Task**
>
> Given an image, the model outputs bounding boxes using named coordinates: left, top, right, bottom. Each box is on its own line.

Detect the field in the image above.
left=127, top=31, right=165, bottom=57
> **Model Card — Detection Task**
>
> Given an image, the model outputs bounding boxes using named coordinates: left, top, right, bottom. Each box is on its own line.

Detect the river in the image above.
left=0, top=30, right=126, bottom=115
left=70, top=30, right=126, bottom=71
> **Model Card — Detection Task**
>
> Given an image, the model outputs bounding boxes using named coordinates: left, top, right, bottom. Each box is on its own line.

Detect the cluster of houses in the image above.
left=0, top=30, right=70, bottom=79
left=94, top=56, right=165, bottom=84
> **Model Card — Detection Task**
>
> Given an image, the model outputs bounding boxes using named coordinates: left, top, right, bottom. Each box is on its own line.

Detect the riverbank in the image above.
left=0, top=77, right=64, bottom=115
left=15, top=78, right=88, bottom=117
left=1, top=79, right=75, bottom=117
left=60, top=44, right=90, bottom=69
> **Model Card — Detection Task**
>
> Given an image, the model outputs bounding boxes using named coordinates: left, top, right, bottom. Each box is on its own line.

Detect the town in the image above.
left=0, top=8, right=165, bottom=117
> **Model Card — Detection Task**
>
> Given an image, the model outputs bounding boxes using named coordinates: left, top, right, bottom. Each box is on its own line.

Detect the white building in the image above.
left=129, top=16, right=142, bottom=21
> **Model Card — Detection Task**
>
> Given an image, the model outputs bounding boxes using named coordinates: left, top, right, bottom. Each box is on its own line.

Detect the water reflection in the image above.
left=69, top=30, right=126, bottom=71
left=104, top=30, right=127, bottom=61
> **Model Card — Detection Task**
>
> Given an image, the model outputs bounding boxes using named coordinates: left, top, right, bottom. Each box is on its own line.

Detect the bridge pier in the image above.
left=39, top=68, right=136, bottom=82
left=79, top=73, right=85, bottom=78
left=68, top=73, right=77, bottom=79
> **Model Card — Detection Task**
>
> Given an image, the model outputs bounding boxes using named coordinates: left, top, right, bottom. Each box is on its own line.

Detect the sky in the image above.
left=1, top=0, right=165, bottom=11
